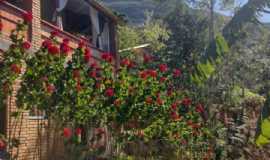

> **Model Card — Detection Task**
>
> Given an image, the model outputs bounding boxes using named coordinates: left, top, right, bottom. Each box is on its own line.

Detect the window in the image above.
left=41, top=0, right=57, bottom=23
left=63, top=9, right=92, bottom=39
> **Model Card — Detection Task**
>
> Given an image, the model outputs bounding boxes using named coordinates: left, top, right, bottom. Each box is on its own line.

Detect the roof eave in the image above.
left=85, top=0, right=119, bottom=23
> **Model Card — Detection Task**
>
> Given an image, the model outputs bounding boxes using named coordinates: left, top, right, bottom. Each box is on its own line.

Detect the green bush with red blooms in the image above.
left=0, top=11, right=32, bottom=159
left=0, top=11, right=32, bottom=109
left=0, top=11, right=213, bottom=159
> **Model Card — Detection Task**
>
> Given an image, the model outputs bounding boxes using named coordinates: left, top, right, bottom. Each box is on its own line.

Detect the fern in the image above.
left=191, top=35, right=229, bottom=86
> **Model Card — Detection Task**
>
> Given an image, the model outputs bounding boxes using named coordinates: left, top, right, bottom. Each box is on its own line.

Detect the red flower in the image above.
left=50, top=30, right=59, bottom=38
left=42, top=40, right=52, bottom=48
left=147, top=69, right=157, bottom=78
left=60, top=43, right=71, bottom=56
left=160, top=77, right=167, bottom=83
left=95, top=82, right=101, bottom=89
left=78, top=40, right=86, bottom=48
left=196, top=103, right=204, bottom=113
left=76, top=82, right=82, bottom=92
left=167, top=88, right=173, bottom=97
left=84, top=48, right=92, bottom=62
left=89, top=70, right=97, bottom=79
left=0, top=139, right=5, bottom=150
left=46, top=84, right=55, bottom=94
left=171, top=103, right=178, bottom=110
left=120, top=58, right=130, bottom=67
left=114, top=99, right=122, bottom=107
left=143, top=54, right=153, bottom=63
left=10, top=64, right=21, bottom=74
left=22, top=11, right=32, bottom=23
left=62, top=38, right=69, bottom=45
left=170, top=112, right=181, bottom=121
left=145, top=96, right=153, bottom=105
left=159, top=64, right=168, bottom=73
left=0, top=21, right=3, bottom=32
left=48, top=45, right=60, bottom=55
left=157, top=98, right=163, bottom=105
left=90, top=62, right=97, bottom=69
left=105, top=88, right=114, bottom=97
left=128, top=60, right=136, bottom=68
left=173, top=69, right=182, bottom=78
left=120, top=58, right=135, bottom=68
left=63, top=128, right=72, bottom=138
left=22, top=41, right=31, bottom=50
left=139, top=71, right=148, bottom=80
left=101, top=53, right=113, bottom=63
left=73, top=69, right=80, bottom=79
left=182, top=97, right=192, bottom=106
left=75, top=128, right=82, bottom=135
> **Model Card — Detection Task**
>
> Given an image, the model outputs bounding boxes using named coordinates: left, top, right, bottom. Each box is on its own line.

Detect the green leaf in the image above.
left=261, top=118, right=270, bottom=139
left=256, top=135, right=270, bottom=147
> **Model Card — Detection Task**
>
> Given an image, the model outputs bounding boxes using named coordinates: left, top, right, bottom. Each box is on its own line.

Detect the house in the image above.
left=0, top=0, right=118, bottom=159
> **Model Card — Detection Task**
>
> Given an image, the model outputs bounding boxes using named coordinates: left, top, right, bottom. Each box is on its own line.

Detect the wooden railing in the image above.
left=41, top=20, right=105, bottom=60
left=0, top=1, right=115, bottom=62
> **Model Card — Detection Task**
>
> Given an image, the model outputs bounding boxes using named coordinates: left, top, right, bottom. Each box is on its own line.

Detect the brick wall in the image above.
left=1, top=1, right=118, bottom=159
left=31, top=0, right=41, bottom=49
left=0, top=1, right=49, bottom=160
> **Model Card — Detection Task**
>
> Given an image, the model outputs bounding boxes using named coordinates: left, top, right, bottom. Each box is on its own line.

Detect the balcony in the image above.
left=41, top=20, right=105, bottom=61
left=0, top=1, right=109, bottom=61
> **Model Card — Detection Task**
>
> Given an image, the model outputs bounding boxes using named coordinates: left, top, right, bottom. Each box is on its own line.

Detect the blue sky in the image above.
left=216, top=0, right=270, bottom=23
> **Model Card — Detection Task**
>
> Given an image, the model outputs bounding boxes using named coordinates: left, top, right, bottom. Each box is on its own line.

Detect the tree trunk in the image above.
left=209, top=0, right=215, bottom=42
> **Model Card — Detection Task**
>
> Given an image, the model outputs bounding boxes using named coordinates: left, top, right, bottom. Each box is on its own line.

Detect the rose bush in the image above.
left=0, top=14, right=213, bottom=159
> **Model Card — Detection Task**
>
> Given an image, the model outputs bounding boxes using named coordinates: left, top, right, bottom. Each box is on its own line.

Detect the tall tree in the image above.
left=188, top=0, right=235, bottom=42
left=223, top=0, right=270, bottom=46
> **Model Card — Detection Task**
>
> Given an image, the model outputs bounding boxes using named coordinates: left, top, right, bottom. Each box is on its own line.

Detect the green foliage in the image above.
left=161, top=4, right=208, bottom=70
left=118, top=25, right=140, bottom=51
left=191, top=35, right=229, bottom=86
left=17, top=46, right=66, bottom=112
left=0, top=20, right=30, bottom=160
left=0, top=20, right=213, bottom=159
left=223, top=0, right=270, bottom=46
left=256, top=94, right=270, bottom=146
left=0, top=21, right=29, bottom=111
left=118, top=18, right=170, bottom=53
left=142, top=18, right=170, bottom=52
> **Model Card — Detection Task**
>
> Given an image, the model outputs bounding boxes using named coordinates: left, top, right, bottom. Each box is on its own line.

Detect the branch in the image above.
left=262, top=9, right=270, bottom=14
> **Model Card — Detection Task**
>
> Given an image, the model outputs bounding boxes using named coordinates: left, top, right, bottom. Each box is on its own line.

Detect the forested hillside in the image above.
left=100, top=0, right=228, bottom=26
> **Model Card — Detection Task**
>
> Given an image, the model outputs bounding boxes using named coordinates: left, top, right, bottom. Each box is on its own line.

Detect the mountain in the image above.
left=100, top=0, right=269, bottom=32
left=99, top=0, right=156, bottom=25
left=99, top=0, right=184, bottom=25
